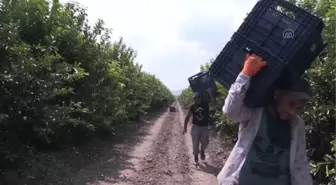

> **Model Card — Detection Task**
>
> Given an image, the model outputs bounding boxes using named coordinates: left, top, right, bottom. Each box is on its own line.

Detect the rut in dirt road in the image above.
left=32, top=106, right=227, bottom=185
left=128, top=112, right=192, bottom=185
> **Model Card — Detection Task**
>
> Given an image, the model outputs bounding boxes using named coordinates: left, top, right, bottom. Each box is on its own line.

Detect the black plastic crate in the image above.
left=237, top=0, right=325, bottom=64
left=210, top=32, right=290, bottom=89
left=289, top=30, right=327, bottom=75
left=210, top=32, right=325, bottom=107
left=209, top=0, right=327, bottom=107
left=210, top=33, right=282, bottom=107
left=188, top=71, right=217, bottom=93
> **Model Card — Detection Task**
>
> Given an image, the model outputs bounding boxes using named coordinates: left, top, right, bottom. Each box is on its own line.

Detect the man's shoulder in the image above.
left=293, top=115, right=305, bottom=129
left=296, top=114, right=304, bottom=123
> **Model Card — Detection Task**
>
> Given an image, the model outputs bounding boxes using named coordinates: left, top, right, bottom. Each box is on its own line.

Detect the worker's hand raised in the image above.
left=242, top=54, right=267, bottom=77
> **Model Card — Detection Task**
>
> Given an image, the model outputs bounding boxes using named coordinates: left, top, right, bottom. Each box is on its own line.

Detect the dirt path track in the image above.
left=111, top=111, right=192, bottom=185
left=33, top=103, right=232, bottom=185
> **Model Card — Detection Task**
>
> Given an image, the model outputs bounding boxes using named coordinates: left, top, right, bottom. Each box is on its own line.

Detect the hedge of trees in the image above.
left=179, top=0, right=335, bottom=184
left=0, top=0, right=174, bottom=173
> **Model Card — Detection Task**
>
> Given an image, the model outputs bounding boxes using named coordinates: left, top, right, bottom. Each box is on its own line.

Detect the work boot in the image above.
left=200, top=150, right=205, bottom=160
left=194, top=154, right=199, bottom=164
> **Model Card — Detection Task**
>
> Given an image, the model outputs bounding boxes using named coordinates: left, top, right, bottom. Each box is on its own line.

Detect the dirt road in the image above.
left=32, top=103, right=231, bottom=185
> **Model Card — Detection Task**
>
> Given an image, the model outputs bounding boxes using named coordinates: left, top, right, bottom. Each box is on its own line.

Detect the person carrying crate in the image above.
left=217, top=54, right=313, bottom=185
left=183, top=91, right=213, bottom=164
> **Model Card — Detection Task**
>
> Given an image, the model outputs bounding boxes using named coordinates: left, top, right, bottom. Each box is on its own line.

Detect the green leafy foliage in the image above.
left=0, top=0, right=174, bottom=172
left=179, top=0, right=335, bottom=184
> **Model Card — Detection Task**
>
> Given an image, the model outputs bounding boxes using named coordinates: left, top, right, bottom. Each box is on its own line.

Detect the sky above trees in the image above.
left=62, top=0, right=258, bottom=91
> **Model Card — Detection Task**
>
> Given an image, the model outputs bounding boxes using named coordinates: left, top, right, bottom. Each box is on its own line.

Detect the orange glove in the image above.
left=242, top=54, right=267, bottom=77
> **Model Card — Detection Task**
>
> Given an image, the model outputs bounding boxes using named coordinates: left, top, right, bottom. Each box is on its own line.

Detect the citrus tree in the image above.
left=0, top=0, right=174, bottom=174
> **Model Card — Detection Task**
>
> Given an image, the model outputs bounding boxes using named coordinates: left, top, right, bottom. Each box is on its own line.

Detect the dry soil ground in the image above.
left=14, top=103, right=233, bottom=185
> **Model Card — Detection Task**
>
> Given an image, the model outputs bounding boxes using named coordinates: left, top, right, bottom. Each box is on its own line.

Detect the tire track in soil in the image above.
left=128, top=112, right=192, bottom=185
left=31, top=105, right=228, bottom=185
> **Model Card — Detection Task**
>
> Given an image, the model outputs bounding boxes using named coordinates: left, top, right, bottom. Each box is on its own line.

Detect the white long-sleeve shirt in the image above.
left=217, top=73, right=313, bottom=185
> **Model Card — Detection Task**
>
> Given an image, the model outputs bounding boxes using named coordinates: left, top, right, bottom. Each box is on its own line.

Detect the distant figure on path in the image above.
left=183, top=92, right=210, bottom=164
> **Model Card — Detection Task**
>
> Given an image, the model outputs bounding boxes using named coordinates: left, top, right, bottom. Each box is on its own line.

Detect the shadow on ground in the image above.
left=196, top=162, right=222, bottom=176
left=17, top=111, right=166, bottom=185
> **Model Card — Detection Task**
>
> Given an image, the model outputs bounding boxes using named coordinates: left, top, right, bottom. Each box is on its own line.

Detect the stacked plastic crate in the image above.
left=208, top=0, right=327, bottom=107
left=188, top=71, right=218, bottom=104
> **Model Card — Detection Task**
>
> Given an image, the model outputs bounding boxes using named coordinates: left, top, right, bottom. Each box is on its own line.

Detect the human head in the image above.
left=273, top=77, right=312, bottom=120
left=193, top=92, right=201, bottom=104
